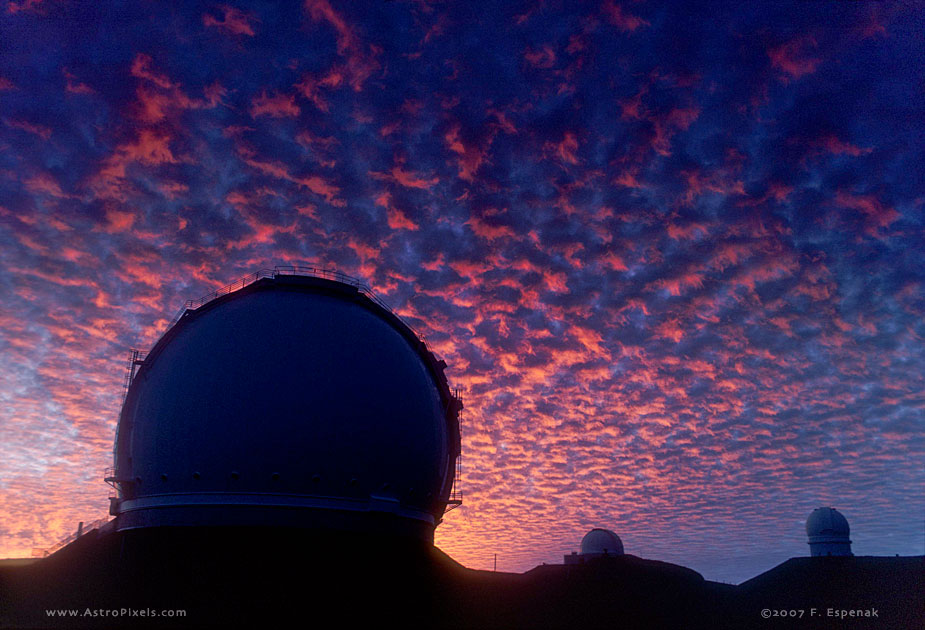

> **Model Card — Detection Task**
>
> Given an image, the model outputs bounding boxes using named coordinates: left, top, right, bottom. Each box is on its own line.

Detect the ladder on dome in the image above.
left=445, top=452, right=463, bottom=513
left=121, top=349, right=147, bottom=404
left=445, top=389, right=463, bottom=513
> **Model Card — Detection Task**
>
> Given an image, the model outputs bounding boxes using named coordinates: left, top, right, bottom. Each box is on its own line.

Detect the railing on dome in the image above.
left=445, top=389, right=463, bottom=513
left=121, top=265, right=431, bottom=397
left=103, top=466, right=118, bottom=494
left=31, top=516, right=111, bottom=558
left=445, top=455, right=463, bottom=513
left=163, top=266, right=422, bottom=341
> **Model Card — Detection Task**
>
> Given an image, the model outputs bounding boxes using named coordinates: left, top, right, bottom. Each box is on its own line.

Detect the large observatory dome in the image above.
left=580, top=529, right=624, bottom=556
left=109, top=269, right=461, bottom=541
left=806, top=507, right=852, bottom=557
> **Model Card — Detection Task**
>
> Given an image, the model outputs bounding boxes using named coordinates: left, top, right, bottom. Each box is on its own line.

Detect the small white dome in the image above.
left=806, top=507, right=850, bottom=540
left=579, top=528, right=624, bottom=556
left=806, top=507, right=852, bottom=557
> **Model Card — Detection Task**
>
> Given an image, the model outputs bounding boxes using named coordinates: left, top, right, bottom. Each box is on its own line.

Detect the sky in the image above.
left=0, top=0, right=923, bottom=584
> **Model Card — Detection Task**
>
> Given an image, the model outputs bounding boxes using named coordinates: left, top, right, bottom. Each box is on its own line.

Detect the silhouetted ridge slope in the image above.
left=1, top=530, right=921, bottom=629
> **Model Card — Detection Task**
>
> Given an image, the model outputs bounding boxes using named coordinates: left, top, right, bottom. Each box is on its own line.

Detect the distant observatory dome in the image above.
left=109, top=269, right=461, bottom=542
left=806, top=507, right=852, bottom=557
left=580, top=528, right=624, bottom=556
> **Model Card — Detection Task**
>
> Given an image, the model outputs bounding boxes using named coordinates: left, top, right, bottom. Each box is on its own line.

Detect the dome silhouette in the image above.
left=580, top=528, right=624, bottom=556
left=806, top=507, right=852, bottom=557
left=109, top=270, right=461, bottom=542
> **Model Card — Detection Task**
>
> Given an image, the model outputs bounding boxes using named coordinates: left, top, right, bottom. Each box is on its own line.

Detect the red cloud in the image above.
left=386, top=207, right=419, bottom=231
left=157, top=180, right=189, bottom=200
left=294, top=73, right=332, bottom=112
left=546, top=132, right=580, bottom=166
left=816, top=134, right=873, bottom=157
left=237, top=145, right=342, bottom=205
left=128, top=54, right=223, bottom=123
left=467, top=215, right=515, bottom=240
left=4, top=118, right=52, bottom=140
left=768, top=36, right=821, bottom=82
left=732, top=255, right=799, bottom=292
left=103, top=208, right=136, bottom=234
left=302, top=0, right=381, bottom=92
left=116, top=130, right=178, bottom=167
left=620, top=85, right=648, bottom=121
left=203, top=5, right=257, bottom=36
left=250, top=91, right=300, bottom=118
left=651, top=107, right=700, bottom=156
left=600, top=251, right=628, bottom=271
left=24, top=173, right=72, bottom=199
left=524, top=45, right=556, bottom=69
left=613, top=168, right=643, bottom=189
left=602, top=1, right=649, bottom=32
left=93, top=130, right=178, bottom=199
left=6, top=0, right=42, bottom=14
left=130, top=53, right=175, bottom=89
left=63, top=69, right=94, bottom=95
left=655, top=317, right=685, bottom=343
left=132, top=64, right=224, bottom=123
left=666, top=221, right=709, bottom=241
left=444, top=125, right=490, bottom=182
left=304, top=0, right=356, bottom=54
left=835, top=190, right=900, bottom=235
left=372, top=165, right=439, bottom=190
left=374, top=191, right=419, bottom=230
left=654, top=272, right=704, bottom=297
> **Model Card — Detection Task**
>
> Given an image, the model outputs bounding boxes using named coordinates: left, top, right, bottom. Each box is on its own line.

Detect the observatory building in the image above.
left=564, top=528, right=625, bottom=564
left=806, top=507, right=852, bottom=557
left=107, top=269, right=462, bottom=543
